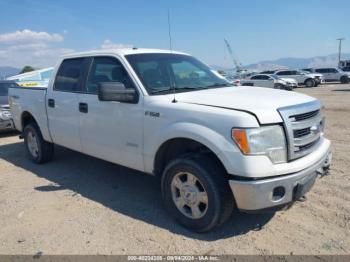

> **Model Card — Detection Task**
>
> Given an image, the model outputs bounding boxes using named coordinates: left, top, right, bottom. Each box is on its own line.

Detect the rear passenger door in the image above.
left=46, top=58, right=88, bottom=152
left=316, top=69, right=331, bottom=81
left=328, top=68, right=339, bottom=81
left=77, top=56, right=144, bottom=171
left=288, top=70, right=303, bottom=84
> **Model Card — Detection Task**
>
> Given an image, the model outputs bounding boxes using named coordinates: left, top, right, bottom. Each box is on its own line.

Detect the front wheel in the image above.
left=161, top=154, right=234, bottom=232
left=273, top=83, right=284, bottom=89
left=305, top=78, right=315, bottom=88
left=340, top=76, right=349, bottom=84
left=24, top=123, right=54, bottom=164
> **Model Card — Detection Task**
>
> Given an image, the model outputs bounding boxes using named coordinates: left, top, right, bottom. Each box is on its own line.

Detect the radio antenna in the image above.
left=167, top=9, right=173, bottom=52
left=168, top=9, right=177, bottom=103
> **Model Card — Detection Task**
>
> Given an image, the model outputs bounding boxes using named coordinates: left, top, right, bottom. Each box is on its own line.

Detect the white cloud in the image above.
left=101, top=39, right=133, bottom=49
left=0, top=29, right=72, bottom=68
left=0, top=29, right=63, bottom=43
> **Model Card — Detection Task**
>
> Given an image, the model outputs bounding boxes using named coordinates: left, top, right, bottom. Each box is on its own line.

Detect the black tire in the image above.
left=273, top=83, right=284, bottom=89
left=304, top=78, right=315, bottom=88
left=161, top=154, right=234, bottom=232
left=340, top=76, right=349, bottom=84
left=23, top=122, right=54, bottom=164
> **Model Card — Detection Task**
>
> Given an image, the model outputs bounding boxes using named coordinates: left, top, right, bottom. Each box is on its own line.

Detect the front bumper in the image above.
left=0, top=119, right=15, bottom=131
left=229, top=150, right=332, bottom=212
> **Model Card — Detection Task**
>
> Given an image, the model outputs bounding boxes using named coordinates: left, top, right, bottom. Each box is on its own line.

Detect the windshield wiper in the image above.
left=150, top=85, right=228, bottom=95
left=149, top=88, right=173, bottom=94
left=205, top=83, right=231, bottom=88
left=150, top=86, right=199, bottom=94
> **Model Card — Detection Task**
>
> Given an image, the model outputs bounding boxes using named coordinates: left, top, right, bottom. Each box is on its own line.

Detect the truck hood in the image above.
left=174, top=86, right=316, bottom=124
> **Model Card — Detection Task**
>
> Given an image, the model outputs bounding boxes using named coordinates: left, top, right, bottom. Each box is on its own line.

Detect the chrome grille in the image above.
left=278, top=101, right=324, bottom=160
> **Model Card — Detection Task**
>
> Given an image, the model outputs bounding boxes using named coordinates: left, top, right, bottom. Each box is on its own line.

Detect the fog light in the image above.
left=272, top=186, right=285, bottom=201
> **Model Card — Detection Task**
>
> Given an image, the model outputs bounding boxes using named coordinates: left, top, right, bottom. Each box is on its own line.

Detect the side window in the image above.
left=260, top=75, right=270, bottom=80
left=86, top=56, right=135, bottom=94
left=276, top=71, right=287, bottom=76
left=331, top=68, right=338, bottom=73
left=251, top=75, right=261, bottom=80
left=55, top=58, right=84, bottom=92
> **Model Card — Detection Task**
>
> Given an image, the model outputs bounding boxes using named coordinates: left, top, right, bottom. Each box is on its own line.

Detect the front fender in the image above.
left=143, top=122, right=240, bottom=174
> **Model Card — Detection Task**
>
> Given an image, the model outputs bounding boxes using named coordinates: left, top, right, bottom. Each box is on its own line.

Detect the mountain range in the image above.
left=212, top=53, right=350, bottom=72
left=0, top=66, right=20, bottom=80
left=1, top=53, right=350, bottom=79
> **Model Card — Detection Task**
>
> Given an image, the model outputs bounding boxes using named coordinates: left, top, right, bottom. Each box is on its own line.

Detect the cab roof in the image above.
left=61, top=48, right=189, bottom=59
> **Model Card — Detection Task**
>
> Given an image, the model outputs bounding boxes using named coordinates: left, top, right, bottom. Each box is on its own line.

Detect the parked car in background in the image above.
left=299, top=69, right=325, bottom=86
left=0, top=80, right=18, bottom=131
left=241, top=74, right=296, bottom=90
left=274, top=70, right=319, bottom=87
left=313, top=68, right=350, bottom=83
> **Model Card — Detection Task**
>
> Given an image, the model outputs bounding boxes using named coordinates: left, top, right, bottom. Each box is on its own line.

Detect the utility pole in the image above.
left=337, top=38, right=345, bottom=66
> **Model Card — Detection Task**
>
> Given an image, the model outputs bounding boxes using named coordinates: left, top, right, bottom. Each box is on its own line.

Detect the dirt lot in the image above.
left=0, top=83, right=349, bottom=255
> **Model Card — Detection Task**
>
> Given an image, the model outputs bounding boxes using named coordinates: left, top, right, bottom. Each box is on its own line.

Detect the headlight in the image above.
left=232, top=125, right=287, bottom=164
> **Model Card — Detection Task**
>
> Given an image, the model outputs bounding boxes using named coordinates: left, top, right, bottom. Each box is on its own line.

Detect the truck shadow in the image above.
left=0, top=141, right=274, bottom=240
left=0, top=130, right=20, bottom=138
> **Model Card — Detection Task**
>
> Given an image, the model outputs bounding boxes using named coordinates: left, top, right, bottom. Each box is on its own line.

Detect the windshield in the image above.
left=270, top=75, right=279, bottom=79
left=125, top=53, right=230, bottom=95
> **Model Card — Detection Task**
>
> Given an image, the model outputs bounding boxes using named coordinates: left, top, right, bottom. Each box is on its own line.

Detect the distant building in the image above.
left=6, top=67, right=54, bottom=87
left=339, top=60, right=350, bottom=68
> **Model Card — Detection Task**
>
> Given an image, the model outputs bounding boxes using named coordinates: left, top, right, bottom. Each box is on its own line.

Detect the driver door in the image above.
left=78, top=56, right=144, bottom=171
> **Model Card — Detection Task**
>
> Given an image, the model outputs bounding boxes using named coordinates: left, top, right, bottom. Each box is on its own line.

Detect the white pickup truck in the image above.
left=9, top=48, right=332, bottom=232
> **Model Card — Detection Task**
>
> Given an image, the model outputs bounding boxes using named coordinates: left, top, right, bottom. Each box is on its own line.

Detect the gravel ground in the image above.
left=0, top=83, right=349, bottom=255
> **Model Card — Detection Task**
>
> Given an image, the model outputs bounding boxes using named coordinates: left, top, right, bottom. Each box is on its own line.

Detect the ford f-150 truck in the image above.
left=9, top=48, right=332, bottom=232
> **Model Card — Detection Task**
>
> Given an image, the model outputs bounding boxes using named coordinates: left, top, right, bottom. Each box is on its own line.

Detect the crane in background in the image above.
left=224, top=38, right=244, bottom=73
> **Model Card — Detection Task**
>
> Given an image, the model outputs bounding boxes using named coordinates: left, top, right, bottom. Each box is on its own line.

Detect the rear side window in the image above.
left=54, top=58, right=85, bottom=92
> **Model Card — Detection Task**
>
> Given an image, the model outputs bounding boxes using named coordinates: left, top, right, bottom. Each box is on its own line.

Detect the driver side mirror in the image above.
left=98, top=82, right=138, bottom=103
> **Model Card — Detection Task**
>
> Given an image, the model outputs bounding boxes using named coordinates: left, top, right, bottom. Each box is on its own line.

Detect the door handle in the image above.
left=48, top=98, right=55, bottom=108
left=79, top=102, right=88, bottom=113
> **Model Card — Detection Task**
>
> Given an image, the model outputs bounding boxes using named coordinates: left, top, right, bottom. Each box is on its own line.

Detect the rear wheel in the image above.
left=305, top=78, right=315, bottom=88
left=24, top=123, right=54, bottom=164
left=161, top=154, right=234, bottom=232
left=340, top=76, right=349, bottom=84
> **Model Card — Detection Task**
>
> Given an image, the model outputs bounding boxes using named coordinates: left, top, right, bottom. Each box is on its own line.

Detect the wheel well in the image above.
left=304, top=78, right=314, bottom=83
left=154, top=138, right=227, bottom=177
left=21, top=111, right=37, bottom=131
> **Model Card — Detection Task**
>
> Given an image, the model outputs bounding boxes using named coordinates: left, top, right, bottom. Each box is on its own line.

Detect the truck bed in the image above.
left=9, top=86, right=52, bottom=142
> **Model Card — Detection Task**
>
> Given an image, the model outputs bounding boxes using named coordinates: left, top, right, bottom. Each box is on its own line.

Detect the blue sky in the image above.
left=0, top=0, right=349, bottom=68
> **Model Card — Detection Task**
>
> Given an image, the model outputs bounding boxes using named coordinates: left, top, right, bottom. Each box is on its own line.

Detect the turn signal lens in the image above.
left=232, top=129, right=250, bottom=154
